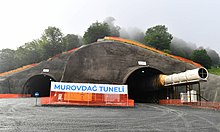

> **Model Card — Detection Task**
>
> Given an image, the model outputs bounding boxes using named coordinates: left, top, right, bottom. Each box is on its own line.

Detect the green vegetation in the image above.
left=191, top=49, right=212, bottom=69
left=83, top=22, right=111, bottom=44
left=0, top=26, right=82, bottom=73
left=208, top=67, right=220, bottom=76
left=0, top=18, right=220, bottom=73
left=144, top=25, right=173, bottom=51
left=83, top=21, right=119, bottom=44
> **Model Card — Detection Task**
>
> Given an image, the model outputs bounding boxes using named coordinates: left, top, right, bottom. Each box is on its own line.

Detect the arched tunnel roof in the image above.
left=62, top=41, right=197, bottom=84
left=23, top=74, right=56, bottom=97
left=60, top=41, right=199, bottom=102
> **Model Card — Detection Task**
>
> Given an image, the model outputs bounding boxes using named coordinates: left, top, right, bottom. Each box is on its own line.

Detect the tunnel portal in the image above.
left=23, top=74, right=56, bottom=97
left=24, top=67, right=167, bottom=102
left=126, top=67, right=166, bottom=103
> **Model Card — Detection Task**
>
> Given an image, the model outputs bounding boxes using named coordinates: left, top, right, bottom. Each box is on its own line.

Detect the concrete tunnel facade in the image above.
left=59, top=41, right=197, bottom=102
left=2, top=40, right=218, bottom=102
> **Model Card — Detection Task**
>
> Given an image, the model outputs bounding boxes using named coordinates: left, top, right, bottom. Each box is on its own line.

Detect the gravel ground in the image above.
left=0, top=98, right=220, bottom=132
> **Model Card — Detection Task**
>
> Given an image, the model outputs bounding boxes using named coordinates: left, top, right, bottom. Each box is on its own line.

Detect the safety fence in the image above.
left=0, top=94, right=31, bottom=98
left=159, top=99, right=182, bottom=105
left=191, top=101, right=220, bottom=109
left=159, top=99, right=220, bottom=110
left=41, top=91, right=134, bottom=107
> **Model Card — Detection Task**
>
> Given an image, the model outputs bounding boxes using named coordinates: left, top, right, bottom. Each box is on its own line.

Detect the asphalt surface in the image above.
left=0, top=98, right=220, bottom=132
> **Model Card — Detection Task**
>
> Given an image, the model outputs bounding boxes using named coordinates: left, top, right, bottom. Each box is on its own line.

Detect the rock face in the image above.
left=0, top=41, right=219, bottom=102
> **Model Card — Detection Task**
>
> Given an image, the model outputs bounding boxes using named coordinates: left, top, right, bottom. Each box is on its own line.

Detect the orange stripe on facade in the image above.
left=104, top=37, right=201, bottom=67
left=47, top=48, right=79, bottom=61
left=0, top=63, right=38, bottom=77
left=0, top=48, right=79, bottom=77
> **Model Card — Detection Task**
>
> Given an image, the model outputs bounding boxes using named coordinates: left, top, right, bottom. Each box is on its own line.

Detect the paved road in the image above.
left=0, top=98, right=220, bottom=132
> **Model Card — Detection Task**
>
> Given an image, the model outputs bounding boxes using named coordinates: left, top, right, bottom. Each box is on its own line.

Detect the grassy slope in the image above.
left=208, top=67, right=220, bottom=76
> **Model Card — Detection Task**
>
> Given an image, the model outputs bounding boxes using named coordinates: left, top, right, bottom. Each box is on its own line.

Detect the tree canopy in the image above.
left=63, top=34, right=81, bottom=51
left=0, top=20, right=219, bottom=73
left=83, top=22, right=111, bottom=44
left=0, top=26, right=83, bottom=73
left=206, top=48, right=220, bottom=66
left=191, top=49, right=212, bottom=69
left=144, top=25, right=173, bottom=51
left=41, top=26, right=64, bottom=58
left=15, top=40, right=42, bottom=67
left=0, top=49, right=17, bottom=72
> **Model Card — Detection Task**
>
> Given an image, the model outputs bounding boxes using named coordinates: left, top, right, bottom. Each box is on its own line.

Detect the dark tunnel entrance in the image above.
left=23, top=74, right=56, bottom=97
left=126, top=67, right=166, bottom=103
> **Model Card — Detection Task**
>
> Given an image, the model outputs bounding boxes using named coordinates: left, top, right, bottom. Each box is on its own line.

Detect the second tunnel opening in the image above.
left=23, top=74, right=56, bottom=97
left=126, top=67, right=165, bottom=103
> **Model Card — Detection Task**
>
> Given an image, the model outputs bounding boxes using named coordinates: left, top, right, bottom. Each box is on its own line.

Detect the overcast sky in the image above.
left=0, top=0, right=220, bottom=54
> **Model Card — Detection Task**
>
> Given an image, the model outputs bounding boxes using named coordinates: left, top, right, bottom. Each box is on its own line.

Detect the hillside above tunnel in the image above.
left=0, top=37, right=219, bottom=102
left=62, top=41, right=198, bottom=84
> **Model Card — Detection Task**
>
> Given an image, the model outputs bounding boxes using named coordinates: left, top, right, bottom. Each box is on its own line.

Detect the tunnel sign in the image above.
left=138, top=61, right=147, bottom=66
left=50, top=82, right=128, bottom=94
left=43, top=69, right=49, bottom=73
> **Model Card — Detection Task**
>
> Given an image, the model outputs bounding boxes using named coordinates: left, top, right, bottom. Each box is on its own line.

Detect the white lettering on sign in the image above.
left=50, top=82, right=128, bottom=94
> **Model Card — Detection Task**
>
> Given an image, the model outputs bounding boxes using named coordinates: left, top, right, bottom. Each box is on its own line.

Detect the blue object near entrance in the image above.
left=34, top=92, right=40, bottom=106
left=34, top=92, right=40, bottom=97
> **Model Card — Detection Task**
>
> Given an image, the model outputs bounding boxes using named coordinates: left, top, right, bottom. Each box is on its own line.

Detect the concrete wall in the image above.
left=62, top=41, right=196, bottom=83
left=0, top=41, right=219, bottom=101
left=201, top=74, right=220, bottom=102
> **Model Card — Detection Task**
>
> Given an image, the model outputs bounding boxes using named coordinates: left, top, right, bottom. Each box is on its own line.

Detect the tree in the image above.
left=206, top=48, right=220, bottom=66
left=83, top=22, right=111, bottom=44
left=0, top=49, right=18, bottom=72
left=191, top=49, right=212, bottom=69
left=144, top=25, right=173, bottom=51
left=63, top=34, right=81, bottom=51
left=41, top=26, right=64, bottom=59
left=15, top=40, right=43, bottom=66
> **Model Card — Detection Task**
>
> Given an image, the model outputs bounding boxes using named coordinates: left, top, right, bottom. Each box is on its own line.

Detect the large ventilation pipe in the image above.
left=159, top=68, right=208, bottom=86
left=126, top=67, right=208, bottom=103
